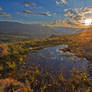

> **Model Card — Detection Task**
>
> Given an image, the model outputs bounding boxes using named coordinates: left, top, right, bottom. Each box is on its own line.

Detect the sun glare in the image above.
left=84, top=19, right=92, bottom=26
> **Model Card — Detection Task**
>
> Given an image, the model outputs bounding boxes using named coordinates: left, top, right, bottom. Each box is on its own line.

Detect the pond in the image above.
left=26, top=45, right=88, bottom=79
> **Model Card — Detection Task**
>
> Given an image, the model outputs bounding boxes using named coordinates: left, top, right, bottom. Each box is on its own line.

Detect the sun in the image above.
left=84, top=19, right=92, bottom=26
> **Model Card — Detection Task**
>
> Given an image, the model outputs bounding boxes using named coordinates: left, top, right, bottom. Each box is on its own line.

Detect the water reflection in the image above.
left=26, top=45, right=88, bottom=79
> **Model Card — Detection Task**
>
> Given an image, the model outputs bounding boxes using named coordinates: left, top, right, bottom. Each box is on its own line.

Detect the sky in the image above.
left=0, top=0, right=92, bottom=27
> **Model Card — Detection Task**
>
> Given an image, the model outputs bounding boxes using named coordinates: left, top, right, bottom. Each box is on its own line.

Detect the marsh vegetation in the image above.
left=0, top=30, right=92, bottom=92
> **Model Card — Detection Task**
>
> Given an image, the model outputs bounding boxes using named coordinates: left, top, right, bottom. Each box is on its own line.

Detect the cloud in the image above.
left=0, top=6, right=11, bottom=19
left=64, top=12, right=73, bottom=16
left=64, top=9, right=71, bottom=12
left=48, top=7, right=92, bottom=28
left=56, top=1, right=60, bottom=5
left=64, top=7, right=92, bottom=21
left=24, top=2, right=36, bottom=7
left=56, top=0, right=67, bottom=5
left=20, top=10, right=52, bottom=17
left=64, top=7, right=92, bottom=26
left=41, top=12, right=52, bottom=17
left=61, top=0, right=67, bottom=4
left=24, top=1, right=42, bottom=9
left=22, top=10, right=32, bottom=14
left=0, top=13, right=11, bottom=18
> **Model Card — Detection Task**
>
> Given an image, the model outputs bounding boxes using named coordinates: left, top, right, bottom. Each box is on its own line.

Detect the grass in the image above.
left=0, top=30, right=92, bottom=91
left=0, top=33, right=33, bottom=43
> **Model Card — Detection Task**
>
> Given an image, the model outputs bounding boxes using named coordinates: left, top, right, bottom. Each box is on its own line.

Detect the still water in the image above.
left=27, top=45, right=88, bottom=79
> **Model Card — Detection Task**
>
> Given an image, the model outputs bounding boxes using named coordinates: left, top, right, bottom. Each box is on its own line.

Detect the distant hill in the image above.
left=0, top=21, right=56, bottom=38
left=0, top=21, right=84, bottom=38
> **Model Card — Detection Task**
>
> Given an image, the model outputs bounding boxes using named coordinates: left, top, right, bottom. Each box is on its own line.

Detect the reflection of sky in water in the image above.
left=26, top=45, right=88, bottom=79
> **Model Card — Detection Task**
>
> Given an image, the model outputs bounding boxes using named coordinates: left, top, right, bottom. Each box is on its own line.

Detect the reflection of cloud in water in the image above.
left=27, top=45, right=88, bottom=79
left=50, top=56, right=57, bottom=60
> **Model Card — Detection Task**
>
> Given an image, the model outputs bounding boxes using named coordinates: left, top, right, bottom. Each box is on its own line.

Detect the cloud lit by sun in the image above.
left=82, top=19, right=92, bottom=26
